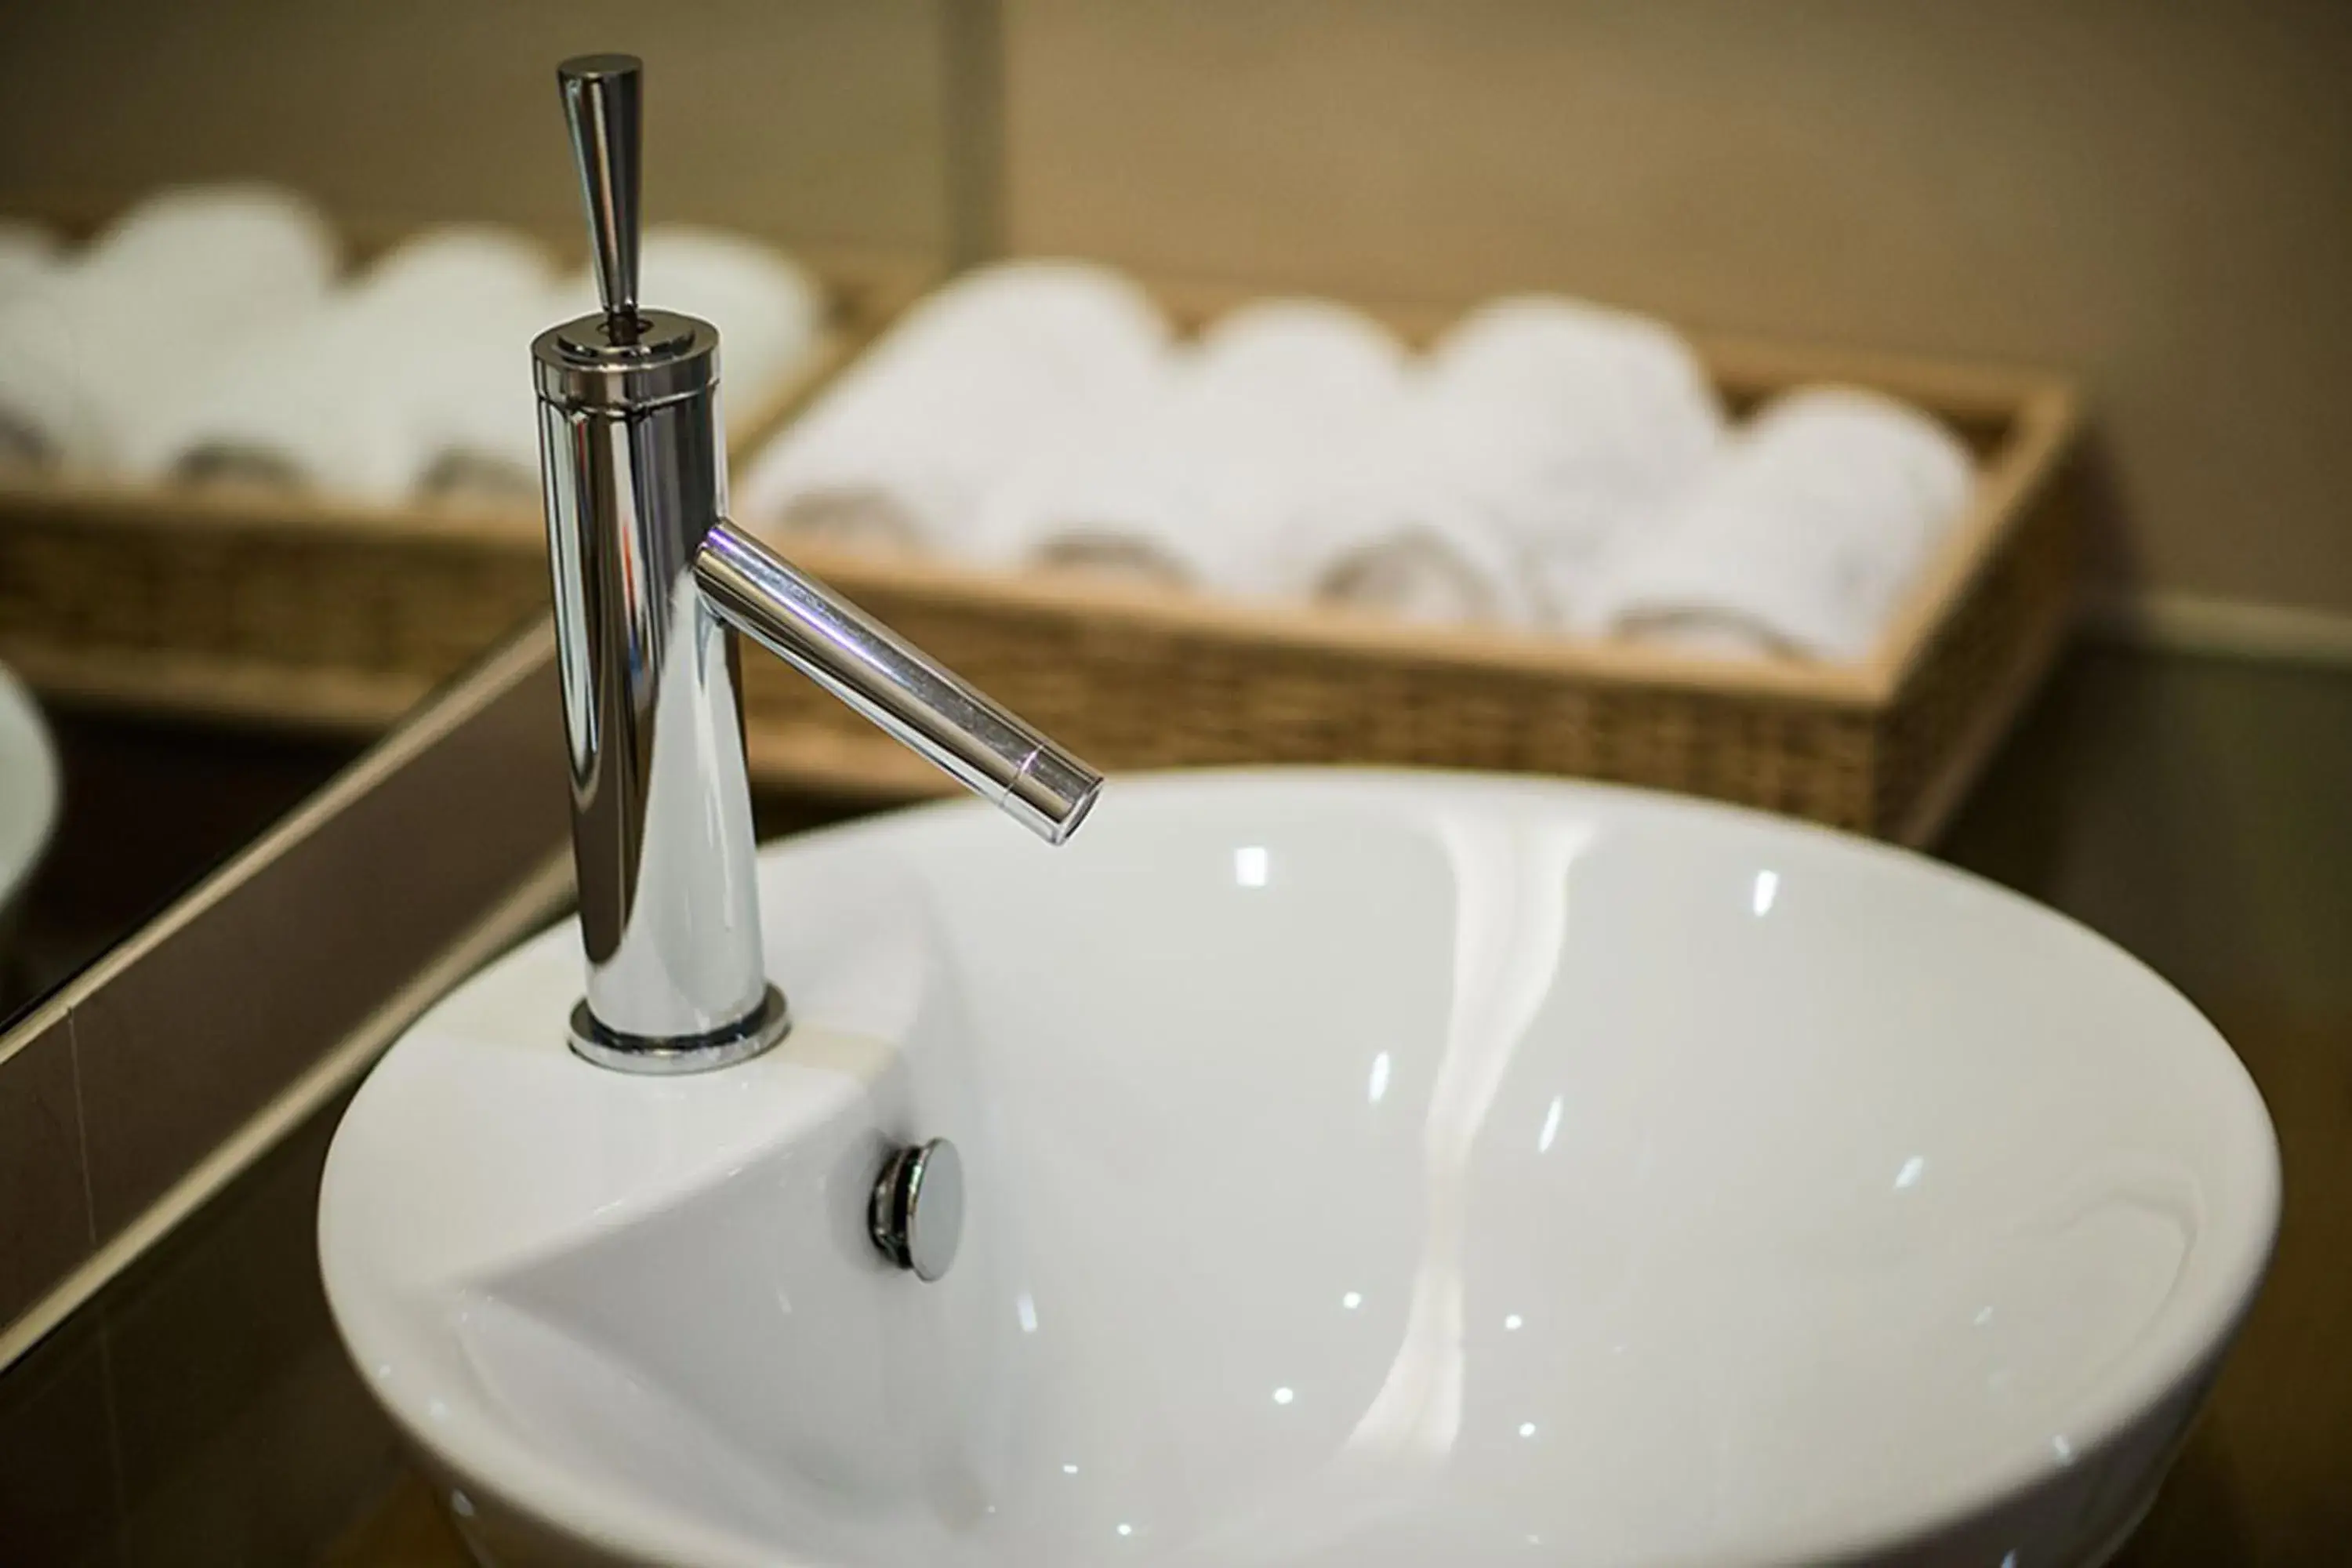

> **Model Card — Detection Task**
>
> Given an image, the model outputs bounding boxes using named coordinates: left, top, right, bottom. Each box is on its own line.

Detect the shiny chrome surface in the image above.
left=869, top=1137, right=966, bottom=1283
left=534, top=53, right=1099, bottom=1072
left=534, top=313, right=772, bottom=1062
left=566, top=985, right=789, bottom=1077
left=534, top=307, right=720, bottom=412
left=695, top=521, right=1100, bottom=845
left=557, top=53, right=644, bottom=339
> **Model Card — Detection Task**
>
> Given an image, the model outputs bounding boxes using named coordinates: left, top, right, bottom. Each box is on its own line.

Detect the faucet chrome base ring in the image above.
left=566, top=985, right=790, bottom=1075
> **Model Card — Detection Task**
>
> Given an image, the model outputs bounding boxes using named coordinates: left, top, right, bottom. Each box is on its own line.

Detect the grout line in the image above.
left=0, top=624, right=555, bottom=1051
left=64, top=1007, right=99, bottom=1251
left=95, top=1322, right=129, bottom=1552
left=0, top=850, right=575, bottom=1375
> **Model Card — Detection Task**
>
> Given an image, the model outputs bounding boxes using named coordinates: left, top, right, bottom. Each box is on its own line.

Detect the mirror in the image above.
left=0, top=0, right=961, bottom=1033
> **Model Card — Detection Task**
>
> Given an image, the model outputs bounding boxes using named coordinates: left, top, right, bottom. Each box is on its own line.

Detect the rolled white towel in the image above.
left=972, top=298, right=1410, bottom=596
left=957, top=386, right=1198, bottom=584
left=0, top=186, right=337, bottom=472
left=1283, top=449, right=1536, bottom=626
left=379, top=228, right=566, bottom=502
left=404, top=339, right=550, bottom=503
left=122, top=324, right=342, bottom=492
left=120, top=225, right=558, bottom=504
left=549, top=225, right=824, bottom=433
left=78, top=184, right=337, bottom=306
left=972, top=424, right=1248, bottom=587
left=739, top=259, right=1171, bottom=555
left=882, top=257, right=1174, bottom=384
left=1424, top=295, right=1726, bottom=625
left=1587, top=386, right=1976, bottom=662
left=1240, top=379, right=1537, bottom=626
left=1191, top=296, right=1407, bottom=410
left=1432, top=296, right=1720, bottom=444
left=0, top=220, right=59, bottom=290
left=0, top=222, right=60, bottom=466
left=640, top=228, right=822, bottom=423
left=351, top=226, right=553, bottom=320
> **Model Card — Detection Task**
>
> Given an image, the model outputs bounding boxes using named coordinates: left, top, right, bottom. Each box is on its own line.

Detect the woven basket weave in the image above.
left=0, top=271, right=2078, bottom=845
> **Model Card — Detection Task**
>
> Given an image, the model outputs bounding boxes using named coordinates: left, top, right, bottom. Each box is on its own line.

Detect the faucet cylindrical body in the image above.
left=533, top=310, right=784, bottom=1069
left=533, top=52, right=1100, bottom=1074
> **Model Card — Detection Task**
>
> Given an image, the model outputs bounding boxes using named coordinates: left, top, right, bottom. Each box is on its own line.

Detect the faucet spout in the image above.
left=694, top=521, right=1099, bottom=844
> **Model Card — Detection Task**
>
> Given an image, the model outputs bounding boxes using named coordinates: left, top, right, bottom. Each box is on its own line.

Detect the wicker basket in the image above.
left=0, top=270, right=2079, bottom=845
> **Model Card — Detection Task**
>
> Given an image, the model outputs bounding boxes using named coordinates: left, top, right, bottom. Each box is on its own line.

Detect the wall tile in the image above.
left=73, top=650, right=566, bottom=1240
left=0, top=1013, right=94, bottom=1329
left=0, top=1308, right=122, bottom=1567
left=105, top=1098, right=406, bottom=1567
left=0, top=1, right=949, bottom=252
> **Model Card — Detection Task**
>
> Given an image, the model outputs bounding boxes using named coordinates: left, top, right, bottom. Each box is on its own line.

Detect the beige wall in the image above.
left=1001, top=0, right=2352, bottom=616
left=4, top=2, right=2347, bottom=615
left=0, top=1, right=950, bottom=252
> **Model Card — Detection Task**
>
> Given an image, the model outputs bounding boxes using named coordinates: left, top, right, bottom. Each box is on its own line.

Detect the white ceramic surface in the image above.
left=0, top=662, right=60, bottom=933
left=319, top=771, right=2279, bottom=1567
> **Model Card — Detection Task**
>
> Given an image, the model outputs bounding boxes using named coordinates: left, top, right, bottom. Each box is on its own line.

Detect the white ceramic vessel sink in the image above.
left=320, top=771, right=2278, bottom=1567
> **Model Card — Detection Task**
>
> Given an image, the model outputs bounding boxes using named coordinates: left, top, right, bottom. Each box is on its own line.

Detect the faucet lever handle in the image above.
left=557, top=53, right=644, bottom=339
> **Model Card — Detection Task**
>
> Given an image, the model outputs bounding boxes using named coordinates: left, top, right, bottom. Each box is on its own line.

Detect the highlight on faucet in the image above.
left=0, top=183, right=1975, bottom=667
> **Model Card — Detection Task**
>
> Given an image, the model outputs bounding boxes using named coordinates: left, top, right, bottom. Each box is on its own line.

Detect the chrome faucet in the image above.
left=534, top=55, right=1100, bottom=1076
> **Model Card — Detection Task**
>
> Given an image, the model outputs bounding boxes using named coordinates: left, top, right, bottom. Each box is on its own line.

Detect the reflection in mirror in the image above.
left=0, top=691, right=361, bottom=1031
left=0, top=0, right=964, bottom=1552
left=0, top=2, right=957, bottom=1039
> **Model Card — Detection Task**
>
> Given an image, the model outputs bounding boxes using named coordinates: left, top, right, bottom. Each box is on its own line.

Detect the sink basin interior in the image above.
left=320, top=772, right=2278, bottom=1566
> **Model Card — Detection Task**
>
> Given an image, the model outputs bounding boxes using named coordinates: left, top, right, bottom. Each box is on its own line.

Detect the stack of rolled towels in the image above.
left=741, top=260, right=1978, bottom=663
left=0, top=184, right=826, bottom=505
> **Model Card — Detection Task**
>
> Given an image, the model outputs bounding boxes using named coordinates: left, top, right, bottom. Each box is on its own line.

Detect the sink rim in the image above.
left=320, top=766, right=2283, bottom=1567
